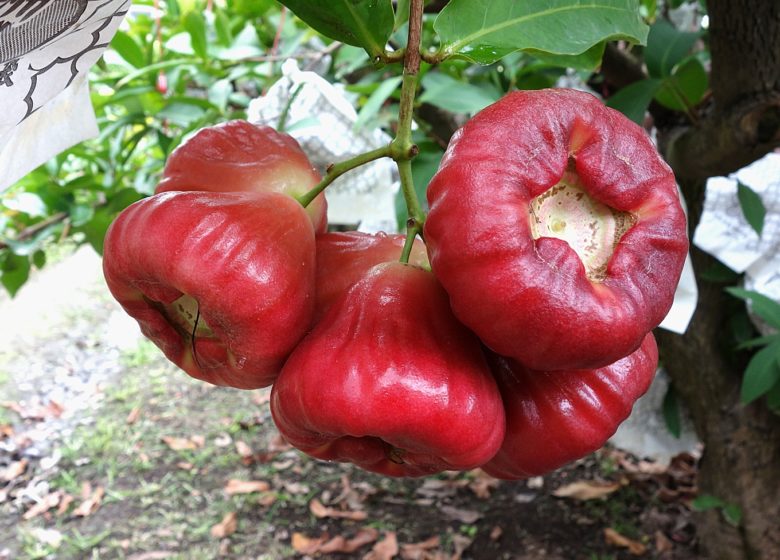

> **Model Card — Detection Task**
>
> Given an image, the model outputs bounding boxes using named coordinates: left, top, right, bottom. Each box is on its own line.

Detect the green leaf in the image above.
left=740, top=342, right=780, bottom=404
left=529, top=42, right=606, bottom=71
left=279, top=0, right=394, bottom=59
left=214, top=9, right=234, bottom=47
left=722, top=504, right=743, bottom=527
left=184, top=11, right=208, bottom=59
left=766, top=380, right=780, bottom=414
left=435, top=0, right=649, bottom=65
left=394, top=0, right=410, bottom=29
left=691, top=495, right=725, bottom=512
left=1, top=253, right=30, bottom=297
left=655, top=56, right=708, bottom=111
left=354, top=76, right=403, bottom=130
left=32, top=249, right=46, bottom=269
left=80, top=209, right=115, bottom=256
left=606, top=78, right=662, bottom=124
left=736, top=182, right=766, bottom=237
left=699, top=260, right=740, bottom=283
left=111, top=30, right=147, bottom=68
left=737, top=335, right=780, bottom=351
left=726, top=288, right=780, bottom=329
left=419, top=72, right=501, bottom=114
left=645, top=19, right=700, bottom=77
left=662, top=384, right=681, bottom=438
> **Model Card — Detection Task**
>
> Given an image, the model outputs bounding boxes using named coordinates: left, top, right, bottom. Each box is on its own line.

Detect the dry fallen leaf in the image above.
left=654, top=530, right=674, bottom=553
left=1, top=458, right=27, bottom=482
left=235, top=440, right=254, bottom=465
left=604, top=527, right=647, bottom=556
left=552, top=480, right=623, bottom=501
left=439, top=505, right=482, bottom=524
left=127, top=551, right=175, bottom=560
left=451, top=533, right=474, bottom=560
left=224, top=479, right=270, bottom=495
left=292, top=532, right=329, bottom=555
left=400, top=535, right=440, bottom=560
left=23, top=491, right=62, bottom=520
left=320, top=528, right=380, bottom=554
left=57, top=493, right=74, bottom=516
left=489, top=526, right=503, bottom=541
left=210, top=512, right=238, bottom=538
left=364, top=531, right=399, bottom=560
left=74, top=485, right=104, bottom=517
left=162, top=435, right=204, bottom=451
left=468, top=470, right=500, bottom=499
left=126, top=407, right=141, bottom=425
left=310, top=498, right=368, bottom=521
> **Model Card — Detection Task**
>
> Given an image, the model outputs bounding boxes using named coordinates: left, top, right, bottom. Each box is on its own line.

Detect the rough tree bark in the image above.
left=653, top=1, right=780, bottom=558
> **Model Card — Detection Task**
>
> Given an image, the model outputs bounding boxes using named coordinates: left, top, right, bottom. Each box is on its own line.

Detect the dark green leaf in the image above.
left=662, top=384, right=681, bottom=438
left=80, top=210, right=115, bottom=256
left=736, top=182, right=766, bottom=237
left=766, top=380, right=780, bottom=414
left=726, top=288, right=780, bottom=329
left=645, top=19, right=700, bottom=77
left=528, top=42, right=606, bottom=71
left=32, top=249, right=46, bottom=269
left=606, top=78, right=662, bottom=124
left=699, top=260, right=740, bottom=283
left=722, top=504, right=743, bottom=527
left=737, top=335, right=780, bottom=351
left=1, top=253, right=31, bottom=297
left=655, top=57, right=708, bottom=111
left=691, top=495, right=725, bottom=512
left=740, top=342, right=780, bottom=404
left=279, top=0, right=394, bottom=58
left=419, top=72, right=501, bottom=114
left=435, top=0, right=649, bottom=65
left=111, top=30, right=147, bottom=68
left=184, top=11, right=208, bottom=59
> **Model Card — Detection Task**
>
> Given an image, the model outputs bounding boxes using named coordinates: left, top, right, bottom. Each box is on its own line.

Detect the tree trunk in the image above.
left=655, top=1, right=780, bottom=558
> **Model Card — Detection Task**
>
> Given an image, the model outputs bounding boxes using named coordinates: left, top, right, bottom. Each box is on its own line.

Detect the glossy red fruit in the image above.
left=482, top=333, right=658, bottom=480
left=425, top=88, right=688, bottom=371
left=102, top=190, right=316, bottom=389
left=156, top=120, right=328, bottom=233
left=313, top=231, right=429, bottom=323
left=271, top=262, right=506, bottom=477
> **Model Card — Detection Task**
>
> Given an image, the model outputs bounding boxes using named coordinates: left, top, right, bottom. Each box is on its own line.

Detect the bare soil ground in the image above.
left=0, top=248, right=700, bottom=559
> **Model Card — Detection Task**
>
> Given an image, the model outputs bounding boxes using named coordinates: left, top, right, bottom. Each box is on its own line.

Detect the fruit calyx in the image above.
left=529, top=171, right=636, bottom=282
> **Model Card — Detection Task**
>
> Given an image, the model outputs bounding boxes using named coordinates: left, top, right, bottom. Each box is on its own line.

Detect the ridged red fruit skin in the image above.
left=271, top=262, right=506, bottom=477
left=313, top=231, right=429, bottom=323
left=483, top=333, right=658, bottom=480
left=102, top=191, right=316, bottom=389
left=156, top=120, right=328, bottom=233
left=424, top=88, right=688, bottom=371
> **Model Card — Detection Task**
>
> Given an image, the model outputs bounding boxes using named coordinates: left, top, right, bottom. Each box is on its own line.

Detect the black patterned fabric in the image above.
left=0, top=0, right=87, bottom=63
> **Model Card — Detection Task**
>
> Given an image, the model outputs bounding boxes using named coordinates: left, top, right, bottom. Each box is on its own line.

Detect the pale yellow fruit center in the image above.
left=529, top=179, right=635, bottom=282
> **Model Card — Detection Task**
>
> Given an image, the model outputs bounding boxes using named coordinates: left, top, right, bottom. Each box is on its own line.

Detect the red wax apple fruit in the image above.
left=313, top=231, right=429, bottom=322
left=425, top=88, right=688, bottom=371
left=156, top=120, right=328, bottom=232
left=483, top=333, right=658, bottom=480
left=270, top=262, right=506, bottom=477
left=102, top=190, right=316, bottom=389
